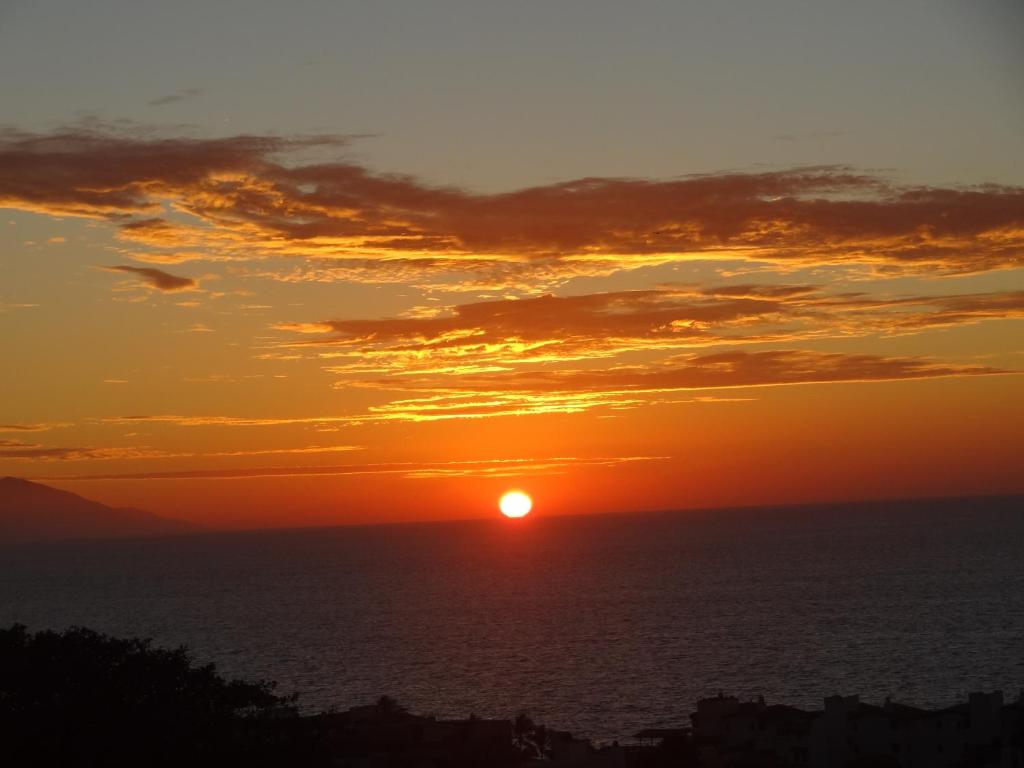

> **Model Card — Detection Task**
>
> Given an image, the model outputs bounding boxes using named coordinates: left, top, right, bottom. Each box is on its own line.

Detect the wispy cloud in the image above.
left=104, top=264, right=197, bottom=292
left=0, top=444, right=165, bottom=461
left=35, top=455, right=665, bottom=481
left=0, top=422, right=71, bottom=432
left=344, top=350, right=1004, bottom=421
left=0, top=442, right=363, bottom=462
left=98, top=414, right=356, bottom=428
left=147, top=87, right=203, bottom=107
left=93, top=348, right=1009, bottom=426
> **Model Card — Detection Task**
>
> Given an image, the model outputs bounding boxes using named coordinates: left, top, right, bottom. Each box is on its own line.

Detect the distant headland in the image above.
left=0, top=477, right=196, bottom=542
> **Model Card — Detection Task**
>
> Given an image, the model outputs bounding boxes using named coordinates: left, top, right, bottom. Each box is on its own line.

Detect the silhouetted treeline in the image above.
left=0, top=624, right=538, bottom=767
left=0, top=624, right=319, bottom=767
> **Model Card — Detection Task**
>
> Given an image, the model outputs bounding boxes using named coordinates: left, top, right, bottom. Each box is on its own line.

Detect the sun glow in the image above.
left=499, top=490, right=532, bottom=518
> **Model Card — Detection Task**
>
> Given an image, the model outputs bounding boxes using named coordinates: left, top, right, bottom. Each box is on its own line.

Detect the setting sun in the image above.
left=499, top=491, right=532, bottom=518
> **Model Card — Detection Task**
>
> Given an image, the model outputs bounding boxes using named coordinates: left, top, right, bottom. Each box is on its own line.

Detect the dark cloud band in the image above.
left=2, top=128, right=1022, bottom=278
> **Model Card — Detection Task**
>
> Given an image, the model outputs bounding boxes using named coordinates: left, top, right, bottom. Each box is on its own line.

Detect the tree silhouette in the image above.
left=375, top=694, right=407, bottom=716
left=513, top=713, right=550, bottom=759
left=0, top=624, right=313, bottom=767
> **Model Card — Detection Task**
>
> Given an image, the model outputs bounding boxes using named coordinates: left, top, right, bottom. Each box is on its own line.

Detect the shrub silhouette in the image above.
left=0, top=624, right=311, bottom=767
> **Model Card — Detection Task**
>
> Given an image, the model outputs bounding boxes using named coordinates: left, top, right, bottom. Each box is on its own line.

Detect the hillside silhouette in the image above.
left=0, top=477, right=196, bottom=542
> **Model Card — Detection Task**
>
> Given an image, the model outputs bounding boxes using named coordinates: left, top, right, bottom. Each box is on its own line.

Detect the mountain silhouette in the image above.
left=0, top=477, right=197, bottom=542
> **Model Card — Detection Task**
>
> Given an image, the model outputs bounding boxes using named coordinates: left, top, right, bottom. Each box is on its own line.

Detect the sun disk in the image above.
left=499, top=491, right=532, bottom=518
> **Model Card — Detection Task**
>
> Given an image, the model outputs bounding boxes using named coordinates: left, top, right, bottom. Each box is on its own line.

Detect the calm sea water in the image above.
left=2, top=496, right=1023, bottom=742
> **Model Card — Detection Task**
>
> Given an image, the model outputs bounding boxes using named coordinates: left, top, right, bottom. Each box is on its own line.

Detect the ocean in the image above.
left=2, top=495, right=1022, bottom=743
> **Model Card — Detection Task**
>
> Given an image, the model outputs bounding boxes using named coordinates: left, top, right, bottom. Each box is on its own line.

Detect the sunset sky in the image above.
left=1, top=0, right=1022, bottom=527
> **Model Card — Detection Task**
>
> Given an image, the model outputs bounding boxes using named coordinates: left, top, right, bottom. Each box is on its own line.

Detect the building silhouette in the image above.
left=687, top=691, right=1024, bottom=768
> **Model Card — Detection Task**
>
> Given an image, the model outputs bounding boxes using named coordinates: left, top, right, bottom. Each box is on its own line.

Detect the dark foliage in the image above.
left=513, top=713, right=550, bottom=759
left=0, top=624, right=319, bottom=767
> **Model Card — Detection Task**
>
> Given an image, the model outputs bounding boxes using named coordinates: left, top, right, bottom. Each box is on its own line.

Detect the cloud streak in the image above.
left=0, top=444, right=163, bottom=461
left=94, top=350, right=1007, bottom=426
left=99, top=414, right=356, bottom=428
left=347, top=349, right=1004, bottom=421
left=104, top=264, right=197, bottom=291
left=33, top=455, right=665, bottom=481
left=0, top=422, right=69, bottom=432
left=0, top=442, right=362, bottom=462
left=147, top=88, right=202, bottom=107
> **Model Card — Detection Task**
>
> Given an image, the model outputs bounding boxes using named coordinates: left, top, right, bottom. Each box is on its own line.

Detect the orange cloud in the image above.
left=96, top=350, right=1006, bottom=427
left=0, top=444, right=165, bottom=461
left=0, top=422, right=70, bottom=432
left=2, top=128, right=1022, bottom=280
left=271, top=286, right=1024, bottom=382
left=344, top=349, right=1004, bottom=421
left=416, top=349, right=1000, bottom=392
